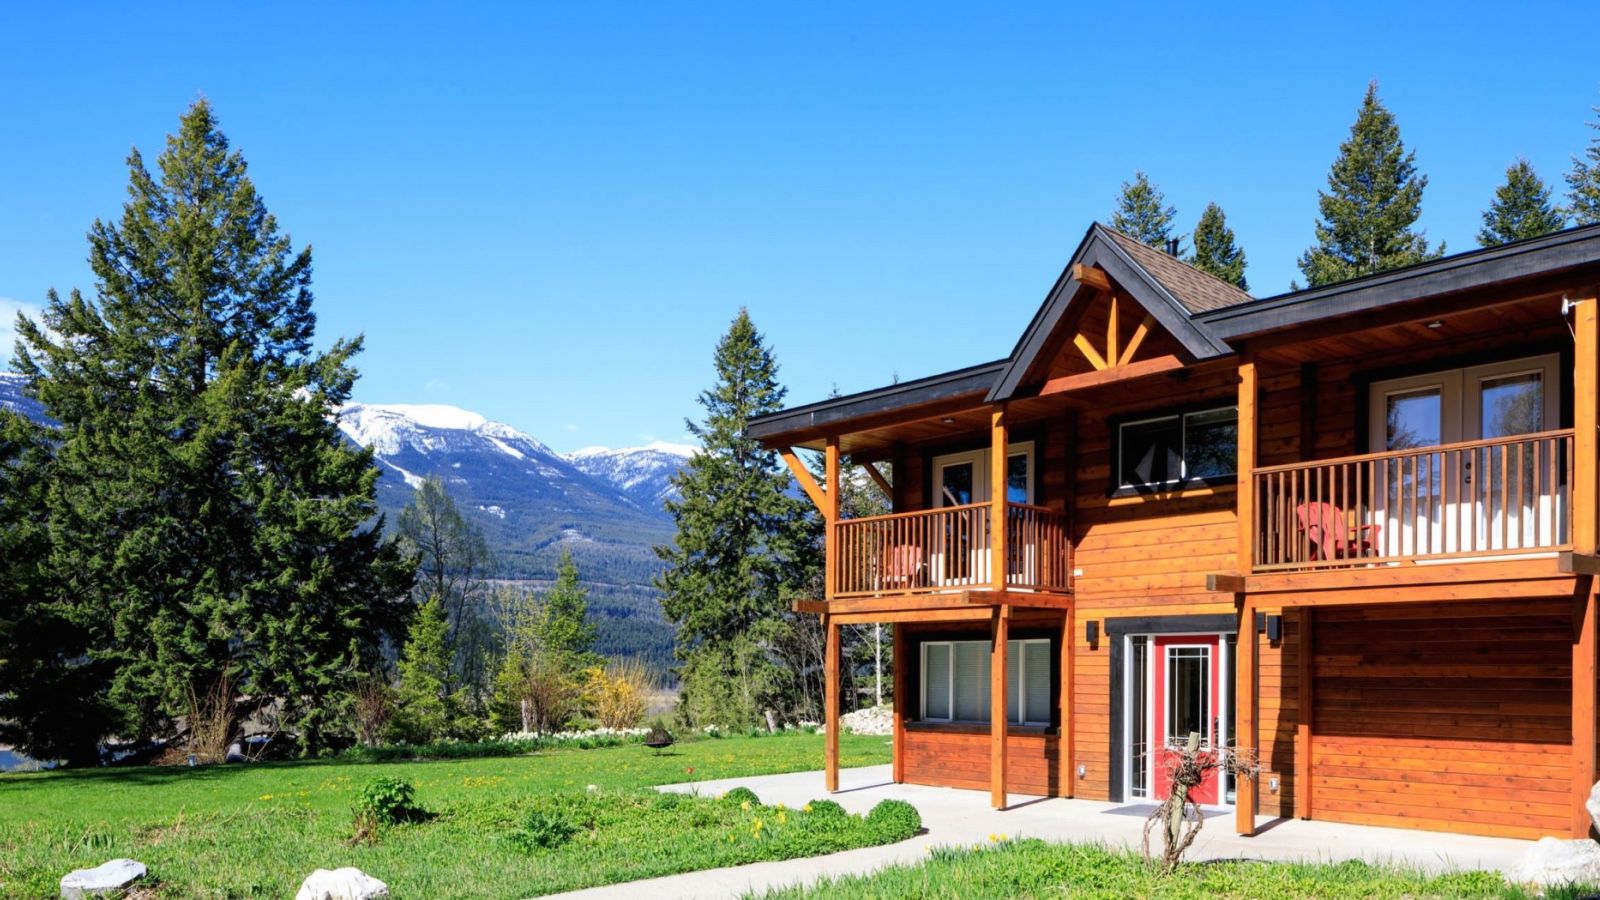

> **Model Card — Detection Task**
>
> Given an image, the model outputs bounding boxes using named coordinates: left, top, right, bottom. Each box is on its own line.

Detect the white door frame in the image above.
left=1122, top=632, right=1234, bottom=809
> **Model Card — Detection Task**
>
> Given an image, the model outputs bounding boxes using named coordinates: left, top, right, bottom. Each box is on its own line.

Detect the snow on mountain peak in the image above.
left=337, top=402, right=551, bottom=459
left=569, top=440, right=697, bottom=459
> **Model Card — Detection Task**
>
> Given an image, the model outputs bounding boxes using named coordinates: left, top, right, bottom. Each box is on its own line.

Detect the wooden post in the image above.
left=892, top=624, right=907, bottom=784
left=991, top=406, right=1008, bottom=592
left=1235, top=599, right=1258, bottom=836
left=1575, top=582, right=1597, bottom=838
left=1062, top=607, right=1076, bottom=798
left=991, top=607, right=1009, bottom=809
left=825, top=614, right=840, bottom=793
left=824, top=437, right=841, bottom=600
left=1294, top=608, right=1314, bottom=820
left=1575, top=299, right=1597, bottom=556
left=1237, top=354, right=1258, bottom=572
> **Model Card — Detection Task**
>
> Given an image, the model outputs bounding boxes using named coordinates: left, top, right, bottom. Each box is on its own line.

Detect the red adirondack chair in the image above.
left=1295, top=502, right=1382, bottom=561
left=879, top=544, right=925, bottom=591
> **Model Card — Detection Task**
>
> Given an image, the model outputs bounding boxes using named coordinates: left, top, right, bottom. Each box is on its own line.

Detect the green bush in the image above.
left=722, top=786, right=760, bottom=806
left=865, top=799, right=921, bottom=839
left=357, top=776, right=424, bottom=825
left=508, top=808, right=580, bottom=852
left=652, top=792, right=684, bottom=810
left=803, top=799, right=847, bottom=819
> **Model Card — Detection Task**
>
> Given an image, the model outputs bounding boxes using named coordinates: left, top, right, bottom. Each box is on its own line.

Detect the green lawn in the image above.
left=0, top=732, right=891, bottom=898
left=756, top=838, right=1576, bottom=900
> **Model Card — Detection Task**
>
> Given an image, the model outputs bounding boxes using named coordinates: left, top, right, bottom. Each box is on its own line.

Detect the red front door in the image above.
left=1151, top=634, right=1222, bottom=805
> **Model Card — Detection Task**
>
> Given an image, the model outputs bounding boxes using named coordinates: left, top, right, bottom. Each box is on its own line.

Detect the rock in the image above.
left=1588, top=780, right=1600, bottom=835
left=60, top=858, right=146, bottom=899
left=1511, top=836, right=1600, bottom=887
left=839, top=705, right=894, bottom=736
left=294, top=868, right=389, bottom=900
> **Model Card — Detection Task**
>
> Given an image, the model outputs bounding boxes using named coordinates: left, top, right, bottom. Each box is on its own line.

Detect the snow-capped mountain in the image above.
left=564, top=441, right=694, bottom=511
left=0, top=372, right=46, bottom=423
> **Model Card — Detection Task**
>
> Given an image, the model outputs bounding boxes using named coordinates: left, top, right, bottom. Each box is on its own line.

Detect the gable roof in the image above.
left=983, top=223, right=1250, bottom=401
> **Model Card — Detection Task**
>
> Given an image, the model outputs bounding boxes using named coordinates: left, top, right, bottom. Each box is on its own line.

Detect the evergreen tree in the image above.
left=389, top=597, right=451, bottom=743
left=1566, top=100, right=1600, bottom=225
left=1110, top=171, right=1179, bottom=249
left=1188, top=203, right=1248, bottom=290
left=655, top=309, right=817, bottom=728
left=397, top=476, right=494, bottom=698
left=1479, top=159, right=1566, bottom=246
left=1297, top=82, right=1442, bottom=287
left=10, top=101, right=412, bottom=755
left=539, top=548, right=598, bottom=664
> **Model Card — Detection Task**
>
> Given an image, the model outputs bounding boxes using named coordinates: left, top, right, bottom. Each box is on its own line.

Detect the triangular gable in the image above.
left=986, top=223, right=1248, bottom=401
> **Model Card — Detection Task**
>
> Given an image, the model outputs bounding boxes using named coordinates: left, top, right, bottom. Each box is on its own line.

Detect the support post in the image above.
left=1235, top=597, right=1258, bottom=836
left=1575, top=581, right=1597, bottom=838
left=1295, top=608, right=1314, bottom=820
left=824, top=437, right=841, bottom=601
left=825, top=614, right=840, bottom=793
left=990, top=406, right=1008, bottom=592
left=1062, top=606, right=1075, bottom=798
left=892, top=624, right=906, bottom=784
left=1575, top=298, right=1597, bottom=556
left=1237, top=354, right=1258, bottom=573
left=991, top=606, right=1009, bottom=809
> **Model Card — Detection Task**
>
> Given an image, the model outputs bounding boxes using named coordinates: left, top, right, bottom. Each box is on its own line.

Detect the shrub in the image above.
left=357, top=776, right=423, bottom=825
left=652, top=792, right=683, bottom=811
left=722, top=787, right=760, bottom=807
left=865, top=799, right=921, bottom=839
left=508, top=809, right=579, bottom=852
left=803, top=799, right=847, bottom=819
left=587, top=658, right=657, bottom=730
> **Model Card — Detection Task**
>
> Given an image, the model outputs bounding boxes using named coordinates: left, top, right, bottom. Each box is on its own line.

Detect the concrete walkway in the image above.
left=548, top=765, right=1535, bottom=899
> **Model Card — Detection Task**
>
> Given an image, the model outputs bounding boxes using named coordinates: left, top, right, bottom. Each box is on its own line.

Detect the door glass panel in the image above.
left=1166, top=647, right=1210, bottom=747
left=1385, top=388, right=1441, bottom=450
left=1184, top=409, right=1238, bottom=479
left=1223, top=635, right=1237, bottom=805
left=1130, top=636, right=1149, bottom=799
left=1480, top=372, right=1543, bottom=438
left=1007, top=454, right=1029, bottom=503
left=941, top=461, right=974, bottom=506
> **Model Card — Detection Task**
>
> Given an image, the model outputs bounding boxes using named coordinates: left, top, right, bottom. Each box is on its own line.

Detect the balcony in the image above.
left=1251, top=429, right=1574, bottom=572
left=832, top=502, right=1072, bottom=598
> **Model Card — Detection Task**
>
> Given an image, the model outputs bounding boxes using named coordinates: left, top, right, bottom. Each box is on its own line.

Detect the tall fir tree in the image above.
left=1110, top=171, right=1179, bottom=249
left=1566, top=100, right=1600, bottom=226
left=1479, top=159, right=1566, bottom=246
left=1187, top=203, right=1249, bottom=290
left=9, top=101, right=413, bottom=756
left=655, top=309, right=818, bottom=728
left=540, top=548, right=598, bottom=664
left=397, top=476, right=495, bottom=698
left=1297, top=82, right=1442, bottom=287
left=388, top=596, right=453, bottom=743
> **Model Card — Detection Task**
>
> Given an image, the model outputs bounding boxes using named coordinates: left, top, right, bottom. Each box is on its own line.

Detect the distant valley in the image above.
left=0, top=374, right=691, bottom=670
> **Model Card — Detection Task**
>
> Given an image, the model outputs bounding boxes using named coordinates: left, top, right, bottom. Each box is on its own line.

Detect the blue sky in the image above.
left=3, top=2, right=1599, bottom=452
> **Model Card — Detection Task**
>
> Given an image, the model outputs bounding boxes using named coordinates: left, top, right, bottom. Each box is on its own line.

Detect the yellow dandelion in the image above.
left=740, top=800, right=751, bottom=811
left=987, top=833, right=997, bottom=843
left=776, top=811, right=787, bottom=824
left=259, top=794, right=273, bottom=801
left=802, top=803, right=813, bottom=813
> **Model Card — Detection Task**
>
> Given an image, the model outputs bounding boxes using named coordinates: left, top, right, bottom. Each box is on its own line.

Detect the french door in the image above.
left=1367, top=354, right=1560, bottom=556
left=1126, top=633, right=1234, bottom=807
left=931, top=444, right=1035, bottom=587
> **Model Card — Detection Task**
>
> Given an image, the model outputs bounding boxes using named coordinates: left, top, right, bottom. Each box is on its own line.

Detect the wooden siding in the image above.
left=902, top=729, right=1064, bottom=796
left=1308, top=599, right=1574, bottom=839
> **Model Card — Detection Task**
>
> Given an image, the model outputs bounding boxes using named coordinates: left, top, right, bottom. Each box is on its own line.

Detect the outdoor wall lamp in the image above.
left=1266, top=614, right=1283, bottom=643
left=1085, top=619, right=1099, bottom=649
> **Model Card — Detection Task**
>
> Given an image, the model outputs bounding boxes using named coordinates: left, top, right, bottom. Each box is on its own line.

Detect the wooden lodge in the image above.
left=748, top=223, right=1600, bottom=841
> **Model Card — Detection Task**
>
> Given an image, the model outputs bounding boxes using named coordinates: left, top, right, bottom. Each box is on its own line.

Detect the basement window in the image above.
left=920, top=639, right=1050, bottom=726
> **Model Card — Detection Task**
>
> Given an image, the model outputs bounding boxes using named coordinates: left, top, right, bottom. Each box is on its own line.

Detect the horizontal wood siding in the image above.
left=1309, top=599, right=1573, bottom=839
left=902, top=729, right=1063, bottom=796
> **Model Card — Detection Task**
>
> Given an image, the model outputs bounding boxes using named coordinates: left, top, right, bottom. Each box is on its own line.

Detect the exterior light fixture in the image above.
left=1266, top=614, right=1283, bottom=642
left=1085, top=619, right=1099, bottom=648
left=1426, top=320, right=1443, bottom=329
left=940, top=417, right=956, bottom=424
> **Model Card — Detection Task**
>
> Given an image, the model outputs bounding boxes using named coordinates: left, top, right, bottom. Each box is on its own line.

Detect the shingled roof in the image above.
left=1100, top=227, right=1255, bottom=314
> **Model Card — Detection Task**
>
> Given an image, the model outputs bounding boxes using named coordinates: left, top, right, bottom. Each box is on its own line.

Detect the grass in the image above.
left=755, top=838, right=1587, bottom=900
left=0, top=731, right=891, bottom=898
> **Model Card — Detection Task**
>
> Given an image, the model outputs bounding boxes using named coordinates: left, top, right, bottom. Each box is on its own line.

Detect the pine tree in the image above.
left=1188, top=203, right=1248, bottom=290
left=10, top=101, right=412, bottom=754
left=397, top=476, right=495, bottom=698
left=540, top=548, right=597, bottom=664
left=655, top=309, right=817, bottom=728
left=1567, top=100, right=1600, bottom=225
left=1479, top=160, right=1566, bottom=246
left=1297, top=82, right=1442, bottom=287
left=389, top=597, right=452, bottom=743
left=1110, top=171, right=1179, bottom=249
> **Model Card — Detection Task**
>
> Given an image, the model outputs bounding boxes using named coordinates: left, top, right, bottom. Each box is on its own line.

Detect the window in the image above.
left=1117, top=406, right=1237, bottom=490
left=920, top=638, right=1051, bottom=725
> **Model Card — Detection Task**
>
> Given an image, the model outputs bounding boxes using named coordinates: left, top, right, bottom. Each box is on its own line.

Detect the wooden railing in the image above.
left=1252, top=429, right=1574, bottom=571
left=832, top=502, right=1072, bottom=598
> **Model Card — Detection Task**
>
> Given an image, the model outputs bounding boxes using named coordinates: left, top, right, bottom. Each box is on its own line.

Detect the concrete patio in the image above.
left=547, top=764, right=1536, bottom=899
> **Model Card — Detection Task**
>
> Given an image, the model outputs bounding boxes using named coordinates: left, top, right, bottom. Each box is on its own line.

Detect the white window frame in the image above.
left=931, top=441, right=1036, bottom=507
left=1116, top=407, right=1237, bottom=490
left=919, top=637, right=1051, bottom=726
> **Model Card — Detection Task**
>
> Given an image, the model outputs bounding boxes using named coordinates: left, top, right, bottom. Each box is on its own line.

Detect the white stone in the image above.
left=1510, top=836, right=1600, bottom=887
left=294, top=868, right=389, bottom=900
left=60, top=859, right=146, bottom=899
left=840, top=705, right=894, bottom=736
left=1587, top=780, right=1600, bottom=836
